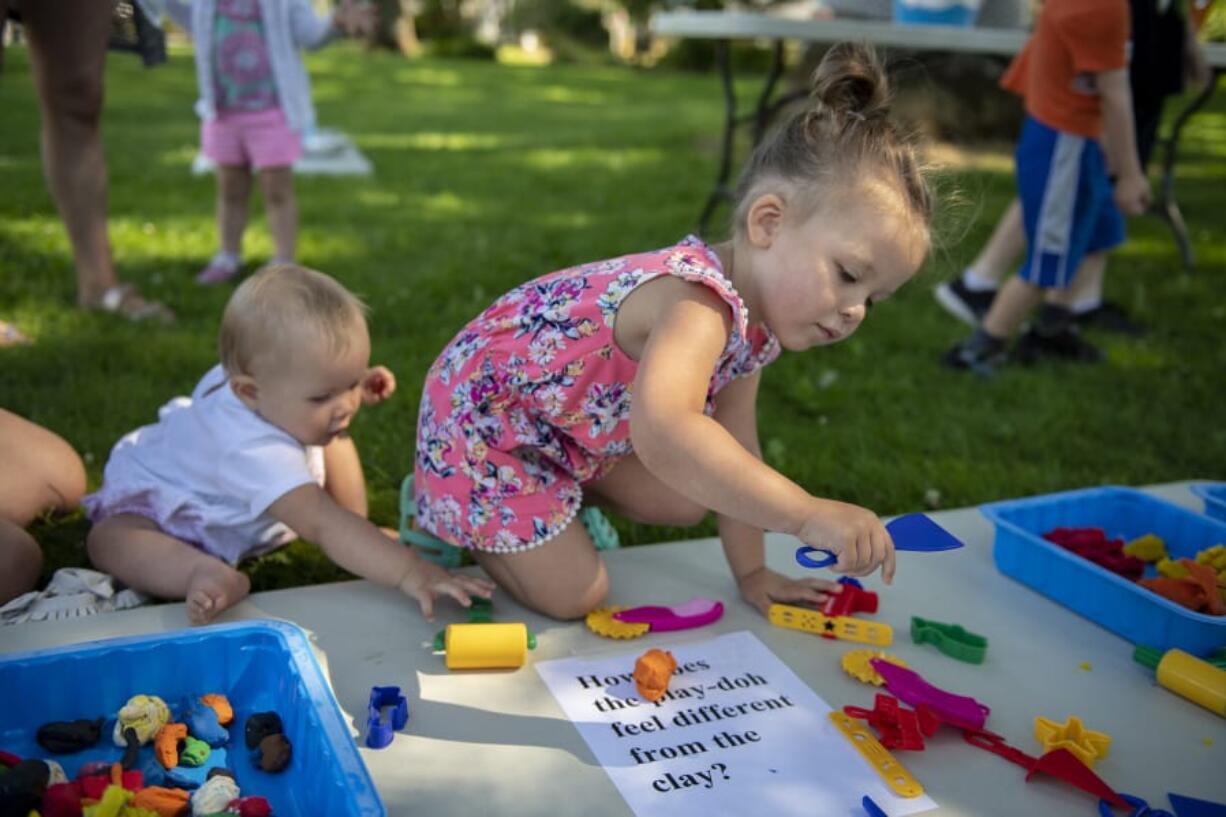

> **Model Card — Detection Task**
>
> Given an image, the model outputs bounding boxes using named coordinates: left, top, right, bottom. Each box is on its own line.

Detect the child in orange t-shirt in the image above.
left=944, top=0, right=1151, bottom=374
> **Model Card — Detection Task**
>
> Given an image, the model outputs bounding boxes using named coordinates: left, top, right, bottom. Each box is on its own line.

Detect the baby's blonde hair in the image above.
left=219, top=264, right=369, bottom=377
left=732, top=42, right=933, bottom=240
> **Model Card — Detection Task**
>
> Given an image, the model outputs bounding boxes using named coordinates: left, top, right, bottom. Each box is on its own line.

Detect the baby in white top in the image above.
left=84, top=264, right=493, bottom=623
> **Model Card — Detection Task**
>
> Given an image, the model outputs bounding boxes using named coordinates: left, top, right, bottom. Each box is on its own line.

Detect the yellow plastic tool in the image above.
left=841, top=649, right=909, bottom=686
left=1033, top=715, right=1112, bottom=768
left=444, top=622, right=531, bottom=670
left=585, top=607, right=650, bottom=639
left=828, top=711, right=924, bottom=798
left=768, top=604, right=893, bottom=646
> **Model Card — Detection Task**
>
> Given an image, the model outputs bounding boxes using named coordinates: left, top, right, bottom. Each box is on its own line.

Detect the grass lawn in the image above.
left=2, top=43, right=1223, bottom=593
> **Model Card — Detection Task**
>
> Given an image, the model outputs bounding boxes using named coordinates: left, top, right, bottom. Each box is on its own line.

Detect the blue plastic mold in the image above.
left=1191, top=482, right=1226, bottom=523
left=0, top=620, right=384, bottom=816
left=981, top=486, right=1226, bottom=656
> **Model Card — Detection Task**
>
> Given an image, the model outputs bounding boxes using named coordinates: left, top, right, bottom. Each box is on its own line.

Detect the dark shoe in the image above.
left=1013, top=326, right=1103, bottom=365
left=1075, top=301, right=1148, bottom=336
left=943, top=335, right=1007, bottom=377
left=935, top=279, right=995, bottom=326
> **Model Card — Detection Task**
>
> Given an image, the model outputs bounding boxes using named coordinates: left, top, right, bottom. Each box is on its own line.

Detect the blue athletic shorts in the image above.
left=1015, top=115, right=1125, bottom=289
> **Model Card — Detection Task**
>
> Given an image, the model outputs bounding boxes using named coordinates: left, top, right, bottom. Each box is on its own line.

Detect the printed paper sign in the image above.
left=536, top=630, right=936, bottom=817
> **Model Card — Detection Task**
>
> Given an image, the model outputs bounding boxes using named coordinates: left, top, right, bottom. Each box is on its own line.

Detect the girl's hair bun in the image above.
left=811, top=41, right=890, bottom=123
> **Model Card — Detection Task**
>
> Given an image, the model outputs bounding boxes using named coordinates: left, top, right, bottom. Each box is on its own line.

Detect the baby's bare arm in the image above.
left=268, top=484, right=493, bottom=617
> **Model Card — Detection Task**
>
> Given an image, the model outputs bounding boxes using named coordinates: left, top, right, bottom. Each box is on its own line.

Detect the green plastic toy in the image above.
left=910, top=616, right=988, bottom=664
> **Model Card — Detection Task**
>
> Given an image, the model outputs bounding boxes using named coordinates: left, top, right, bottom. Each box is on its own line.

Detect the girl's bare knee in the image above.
left=535, top=563, right=608, bottom=621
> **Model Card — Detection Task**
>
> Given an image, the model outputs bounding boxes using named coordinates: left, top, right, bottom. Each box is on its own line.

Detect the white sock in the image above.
left=961, top=268, right=998, bottom=292
left=1071, top=296, right=1102, bottom=315
left=211, top=250, right=240, bottom=269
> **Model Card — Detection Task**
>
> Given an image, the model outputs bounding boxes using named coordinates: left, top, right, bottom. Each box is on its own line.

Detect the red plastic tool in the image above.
left=962, top=730, right=1128, bottom=809
left=844, top=693, right=939, bottom=751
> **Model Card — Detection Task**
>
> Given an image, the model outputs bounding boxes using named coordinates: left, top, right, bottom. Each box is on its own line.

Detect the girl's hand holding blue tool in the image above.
left=796, top=512, right=964, bottom=577
left=795, top=499, right=897, bottom=584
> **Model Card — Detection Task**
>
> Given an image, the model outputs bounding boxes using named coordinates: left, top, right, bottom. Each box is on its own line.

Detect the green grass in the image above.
left=2, top=44, right=1223, bottom=592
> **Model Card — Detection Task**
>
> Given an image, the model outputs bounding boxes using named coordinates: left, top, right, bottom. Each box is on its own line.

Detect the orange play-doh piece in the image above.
left=1140, top=559, right=1226, bottom=616
left=132, top=785, right=190, bottom=817
left=200, top=693, right=234, bottom=726
left=633, top=649, right=677, bottom=703
left=154, top=723, right=188, bottom=769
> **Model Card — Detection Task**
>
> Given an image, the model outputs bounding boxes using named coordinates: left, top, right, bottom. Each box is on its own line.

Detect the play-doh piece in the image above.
left=910, top=616, right=988, bottom=664
left=180, top=736, right=211, bottom=768
left=190, top=774, right=239, bottom=816
left=828, top=711, right=923, bottom=798
left=255, top=734, right=292, bottom=773
left=366, top=686, right=409, bottom=749
left=41, top=781, right=83, bottom=817
left=120, top=728, right=141, bottom=770
left=1157, top=557, right=1190, bottom=579
left=1033, top=715, right=1111, bottom=769
left=155, top=723, right=188, bottom=769
left=633, top=648, right=677, bottom=702
left=43, top=760, right=67, bottom=785
left=198, top=695, right=233, bottom=727
left=1042, top=527, right=1146, bottom=580
left=768, top=603, right=894, bottom=646
left=1196, top=544, right=1226, bottom=571
left=586, top=607, right=650, bottom=639
left=871, top=659, right=990, bottom=731
left=87, top=783, right=134, bottom=817
left=797, top=512, right=963, bottom=568
left=206, top=768, right=235, bottom=781
left=1168, top=791, right=1226, bottom=817
left=1123, top=533, right=1167, bottom=562
left=841, top=650, right=908, bottom=686
left=612, top=598, right=725, bottom=632
left=1079, top=662, right=1092, bottom=671
left=185, top=701, right=229, bottom=748
left=111, top=695, right=170, bottom=746
left=225, top=796, right=272, bottom=817
left=110, top=760, right=143, bottom=792
left=0, top=758, right=50, bottom=815
left=0, top=748, right=20, bottom=767
left=132, top=785, right=190, bottom=817
left=1141, top=560, right=1226, bottom=616
left=243, top=712, right=283, bottom=750
left=37, top=717, right=104, bottom=754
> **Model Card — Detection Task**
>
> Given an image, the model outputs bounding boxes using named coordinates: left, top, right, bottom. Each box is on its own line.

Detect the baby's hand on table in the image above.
left=737, top=566, right=841, bottom=617
left=797, top=499, right=896, bottom=584
left=398, top=553, right=495, bottom=621
left=362, top=365, right=396, bottom=405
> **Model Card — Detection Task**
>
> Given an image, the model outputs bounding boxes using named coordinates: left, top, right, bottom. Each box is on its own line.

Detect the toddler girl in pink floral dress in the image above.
left=415, top=44, right=937, bottom=620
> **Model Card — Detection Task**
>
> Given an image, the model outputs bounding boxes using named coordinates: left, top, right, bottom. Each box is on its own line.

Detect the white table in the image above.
left=2, top=482, right=1223, bottom=815
left=650, top=10, right=1226, bottom=270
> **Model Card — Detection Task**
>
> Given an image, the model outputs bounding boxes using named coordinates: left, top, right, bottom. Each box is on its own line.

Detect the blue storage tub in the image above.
left=1191, top=482, right=1226, bottom=523
left=0, top=620, right=384, bottom=816
left=981, top=486, right=1226, bottom=656
left=893, top=0, right=979, bottom=26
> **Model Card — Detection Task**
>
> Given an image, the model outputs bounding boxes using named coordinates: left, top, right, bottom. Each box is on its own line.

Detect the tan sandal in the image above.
left=95, top=284, right=176, bottom=324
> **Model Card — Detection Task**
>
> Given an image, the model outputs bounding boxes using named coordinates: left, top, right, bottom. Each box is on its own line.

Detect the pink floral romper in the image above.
left=413, top=236, right=780, bottom=553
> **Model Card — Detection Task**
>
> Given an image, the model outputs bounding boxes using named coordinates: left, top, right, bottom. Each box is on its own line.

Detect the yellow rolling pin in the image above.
left=439, top=622, right=536, bottom=670
left=1133, top=645, right=1226, bottom=717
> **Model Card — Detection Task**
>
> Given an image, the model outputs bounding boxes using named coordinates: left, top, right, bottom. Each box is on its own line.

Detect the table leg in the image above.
left=1156, top=67, right=1221, bottom=272
left=697, top=39, right=737, bottom=236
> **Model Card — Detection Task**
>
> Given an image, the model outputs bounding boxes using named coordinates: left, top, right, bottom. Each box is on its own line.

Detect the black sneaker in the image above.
left=1075, top=301, right=1148, bottom=336
left=943, top=335, right=1007, bottom=377
left=934, top=279, right=995, bottom=326
left=1012, top=326, right=1103, bottom=365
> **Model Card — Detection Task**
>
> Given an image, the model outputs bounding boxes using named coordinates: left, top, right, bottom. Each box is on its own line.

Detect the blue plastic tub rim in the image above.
left=0, top=619, right=385, bottom=817
left=1191, top=481, right=1226, bottom=507
left=979, top=485, right=1226, bottom=624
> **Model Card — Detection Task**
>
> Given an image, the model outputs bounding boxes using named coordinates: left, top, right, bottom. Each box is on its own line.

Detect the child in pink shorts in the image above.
left=166, top=0, right=374, bottom=284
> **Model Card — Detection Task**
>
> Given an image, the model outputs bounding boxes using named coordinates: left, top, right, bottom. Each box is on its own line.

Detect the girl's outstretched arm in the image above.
left=630, top=283, right=894, bottom=583
left=713, top=373, right=841, bottom=614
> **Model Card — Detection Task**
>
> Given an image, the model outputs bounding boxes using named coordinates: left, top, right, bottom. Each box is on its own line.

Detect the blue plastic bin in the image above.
left=1191, top=482, right=1226, bottom=523
left=893, top=0, right=979, bottom=26
left=981, top=486, right=1226, bottom=656
left=0, top=621, right=384, bottom=816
